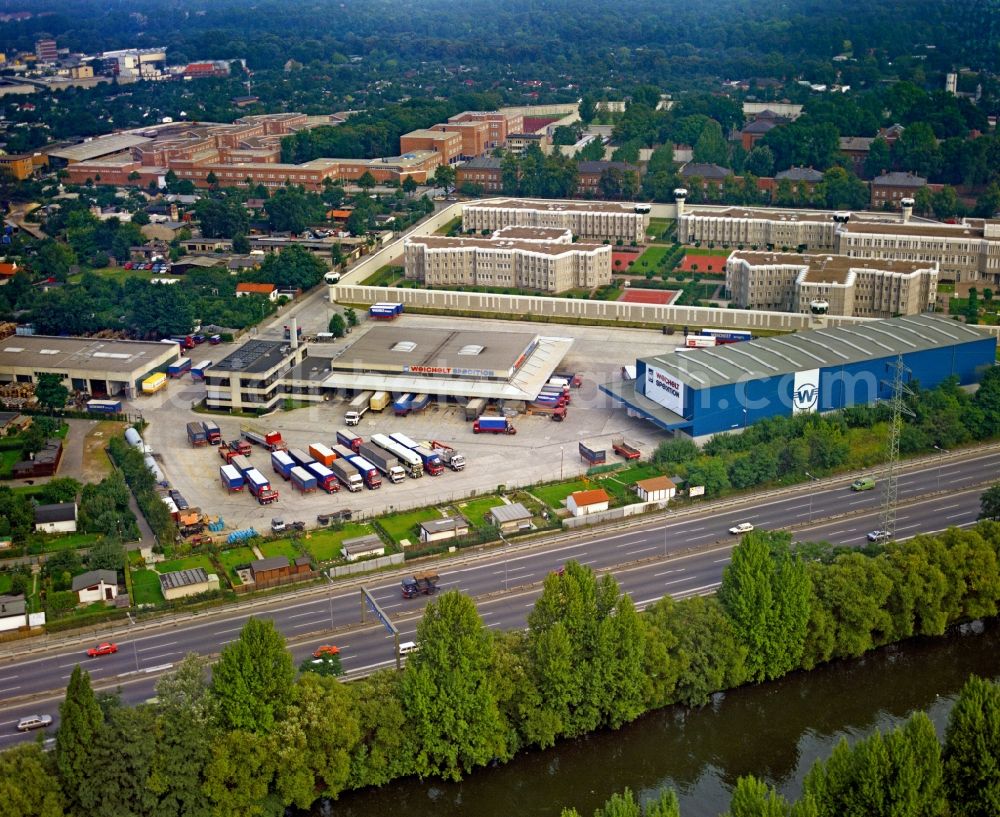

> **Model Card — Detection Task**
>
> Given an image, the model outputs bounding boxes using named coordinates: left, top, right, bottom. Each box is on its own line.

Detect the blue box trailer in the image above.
left=168, top=358, right=192, bottom=378
left=286, top=448, right=316, bottom=469
left=409, top=393, right=431, bottom=413
left=219, top=464, right=244, bottom=492
left=190, top=359, right=212, bottom=381
left=290, top=465, right=318, bottom=493
left=392, top=393, right=414, bottom=416
left=270, top=450, right=295, bottom=480
left=86, top=399, right=122, bottom=414
left=369, top=302, right=404, bottom=320
left=335, top=429, right=363, bottom=452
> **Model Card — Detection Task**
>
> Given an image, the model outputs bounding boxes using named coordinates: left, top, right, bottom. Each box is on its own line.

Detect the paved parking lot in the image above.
left=136, top=312, right=685, bottom=533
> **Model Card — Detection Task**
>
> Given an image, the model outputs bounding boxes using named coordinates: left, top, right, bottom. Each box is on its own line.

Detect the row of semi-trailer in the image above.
left=219, top=450, right=279, bottom=504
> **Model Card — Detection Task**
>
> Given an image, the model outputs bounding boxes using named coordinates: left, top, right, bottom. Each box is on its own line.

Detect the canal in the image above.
left=322, top=619, right=1000, bottom=817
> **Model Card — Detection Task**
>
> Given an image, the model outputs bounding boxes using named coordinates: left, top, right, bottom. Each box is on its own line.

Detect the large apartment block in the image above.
left=404, top=229, right=611, bottom=293
left=679, top=203, right=1000, bottom=285
left=726, top=251, right=938, bottom=317
left=463, top=199, right=649, bottom=244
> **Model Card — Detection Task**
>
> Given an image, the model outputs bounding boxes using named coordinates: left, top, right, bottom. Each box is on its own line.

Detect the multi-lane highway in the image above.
left=1, top=446, right=996, bottom=748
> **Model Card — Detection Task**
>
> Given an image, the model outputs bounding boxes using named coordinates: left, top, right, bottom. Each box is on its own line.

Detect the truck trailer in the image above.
left=368, top=302, right=403, bottom=320
left=371, top=433, right=423, bottom=478
left=287, top=448, right=316, bottom=469
left=229, top=453, right=253, bottom=475
left=245, top=468, right=279, bottom=504
left=409, top=393, right=431, bottom=414
left=190, top=360, right=212, bottom=381
left=464, top=397, right=486, bottom=421
left=168, top=358, right=192, bottom=378
left=358, top=443, right=406, bottom=483
left=411, top=446, right=444, bottom=476
left=219, top=463, right=244, bottom=492
left=347, top=455, right=382, bottom=489
left=200, top=420, right=222, bottom=445
left=344, top=391, right=374, bottom=426
left=290, top=465, right=318, bottom=493
left=270, top=450, right=295, bottom=480
left=305, top=461, right=340, bottom=493
left=612, top=436, right=641, bottom=460
left=329, top=458, right=363, bottom=492
left=579, top=442, right=607, bottom=465
left=335, top=429, right=363, bottom=453
left=86, top=399, right=123, bottom=414
left=369, top=391, right=390, bottom=412
left=392, top=394, right=414, bottom=416
left=186, top=421, right=208, bottom=446
left=141, top=373, right=168, bottom=394
left=307, top=443, right=336, bottom=467
left=241, top=426, right=287, bottom=452
left=473, top=416, right=517, bottom=435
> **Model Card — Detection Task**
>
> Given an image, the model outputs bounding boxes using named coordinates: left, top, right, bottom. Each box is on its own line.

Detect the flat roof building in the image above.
left=0, top=335, right=178, bottom=399
left=463, top=198, right=650, bottom=243
left=601, top=314, right=996, bottom=440
left=205, top=339, right=303, bottom=413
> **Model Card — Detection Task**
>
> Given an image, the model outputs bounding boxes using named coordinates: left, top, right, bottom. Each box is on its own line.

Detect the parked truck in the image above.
left=344, top=391, right=374, bottom=426
left=369, top=302, right=403, bottom=320
left=168, top=358, right=192, bottom=378
left=473, top=416, right=517, bottom=435
left=528, top=402, right=567, bottom=421
left=229, top=453, right=253, bottom=475
left=270, top=450, right=295, bottom=480
left=401, top=570, right=440, bottom=598
left=186, top=421, right=208, bottom=446
left=369, top=391, right=390, bottom=412
left=241, top=426, right=287, bottom=452
left=336, top=429, right=363, bottom=453
left=219, top=444, right=244, bottom=464
left=329, top=458, right=363, bottom=492
left=392, top=394, right=413, bottom=416
left=358, top=443, right=406, bottom=483
left=305, top=461, right=340, bottom=493
left=371, top=433, right=423, bottom=478
left=201, top=420, right=222, bottom=445
left=612, top=436, right=641, bottom=460
left=579, top=442, right=607, bottom=465
left=219, top=463, right=244, bottom=492
left=553, top=371, right=583, bottom=388
left=227, top=438, right=252, bottom=456
left=290, top=465, right=318, bottom=494
left=411, top=446, right=444, bottom=476
left=430, top=441, right=466, bottom=471
left=464, top=397, right=486, bottom=421
left=245, top=468, right=279, bottom=504
left=308, top=442, right=336, bottom=467
left=347, top=455, right=382, bottom=489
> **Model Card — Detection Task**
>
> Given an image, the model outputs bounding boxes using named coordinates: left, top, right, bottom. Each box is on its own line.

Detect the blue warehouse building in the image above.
left=601, top=315, right=996, bottom=440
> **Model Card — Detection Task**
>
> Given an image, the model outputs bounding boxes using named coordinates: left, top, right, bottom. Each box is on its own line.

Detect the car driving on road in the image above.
left=729, top=522, right=754, bottom=535
left=16, top=714, right=53, bottom=732
left=867, top=529, right=891, bottom=542
left=86, top=642, right=118, bottom=657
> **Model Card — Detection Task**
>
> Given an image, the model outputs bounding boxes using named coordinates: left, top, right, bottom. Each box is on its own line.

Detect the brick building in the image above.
left=871, top=171, right=929, bottom=209
left=576, top=161, right=641, bottom=199
left=456, top=156, right=504, bottom=193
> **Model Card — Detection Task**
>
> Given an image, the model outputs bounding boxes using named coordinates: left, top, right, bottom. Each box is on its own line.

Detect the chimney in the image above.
left=901, top=197, right=914, bottom=223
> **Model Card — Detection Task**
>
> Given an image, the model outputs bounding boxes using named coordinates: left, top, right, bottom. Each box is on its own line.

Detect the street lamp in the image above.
left=933, top=445, right=948, bottom=492
left=323, top=569, right=335, bottom=631
left=804, top=471, right=819, bottom=522
left=126, top=612, right=139, bottom=673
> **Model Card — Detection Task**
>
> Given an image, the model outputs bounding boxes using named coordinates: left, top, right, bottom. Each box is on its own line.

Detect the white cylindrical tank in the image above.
left=143, top=454, right=165, bottom=483
left=125, top=428, right=143, bottom=449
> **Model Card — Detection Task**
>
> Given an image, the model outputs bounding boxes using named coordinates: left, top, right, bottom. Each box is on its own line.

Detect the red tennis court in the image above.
left=619, top=289, right=678, bottom=305
left=677, top=253, right=729, bottom=273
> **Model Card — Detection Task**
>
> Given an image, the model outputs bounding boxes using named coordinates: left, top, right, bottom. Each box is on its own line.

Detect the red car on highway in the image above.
left=86, top=642, right=118, bottom=657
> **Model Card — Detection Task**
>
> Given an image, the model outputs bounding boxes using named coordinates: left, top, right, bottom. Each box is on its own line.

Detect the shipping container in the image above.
left=307, top=443, right=336, bottom=467
left=473, top=416, right=517, bottom=435
left=579, top=442, right=606, bottom=465
left=368, top=302, right=403, bottom=320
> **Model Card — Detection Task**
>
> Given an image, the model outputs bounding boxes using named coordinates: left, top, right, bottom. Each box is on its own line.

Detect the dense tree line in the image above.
left=106, top=435, right=173, bottom=545
left=652, top=370, right=1000, bottom=498
left=4, top=519, right=1000, bottom=814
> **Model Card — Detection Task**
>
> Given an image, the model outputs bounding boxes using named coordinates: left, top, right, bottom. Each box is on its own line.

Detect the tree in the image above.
left=401, top=175, right=418, bottom=196
left=56, top=666, right=104, bottom=811
left=78, top=703, right=158, bottom=817
left=232, top=232, right=251, bottom=254
left=37, top=239, right=77, bottom=280
left=685, top=456, right=730, bottom=497
left=433, top=163, right=457, bottom=192
left=344, top=307, right=358, bottom=327
left=865, top=138, right=891, bottom=178
left=356, top=170, right=377, bottom=192
left=38, top=477, right=80, bottom=505
left=210, top=617, right=295, bottom=733
left=0, top=743, right=67, bottom=817
left=981, top=485, right=1000, bottom=521
left=893, top=122, right=941, bottom=178
left=401, top=591, right=506, bottom=780
left=578, top=138, right=606, bottom=161
left=87, top=538, right=125, bottom=571
left=693, top=120, right=729, bottom=166
left=725, top=776, right=790, bottom=817
left=205, top=171, right=219, bottom=188
left=744, top=146, right=775, bottom=178
left=35, top=373, right=69, bottom=411
left=718, top=531, right=811, bottom=682
left=932, top=185, right=960, bottom=220
left=328, top=313, right=346, bottom=338
left=943, top=675, right=1000, bottom=817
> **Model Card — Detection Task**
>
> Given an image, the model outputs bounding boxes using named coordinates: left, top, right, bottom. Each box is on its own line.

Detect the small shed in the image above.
left=341, top=534, right=385, bottom=562
left=488, top=502, right=532, bottom=533
left=158, top=567, right=220, bottom=601
left=566, top=488, right=610, bottom=518
left=71, top=569, right=118, bottom=604
left=419, top=516, right=470, bottom=544
left=250, top=555, right=291, bottom=583
left=34, top=502, right=78, bottom=534
left=635, top=476, right=676, bottom=503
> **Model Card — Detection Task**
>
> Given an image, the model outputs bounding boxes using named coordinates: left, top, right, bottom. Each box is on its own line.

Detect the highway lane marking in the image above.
left=848, top=498, right=873, bottom=505
left=937, top=504, right=963, bottom=511
left=653, top=568, right=685, bottom=577
left=144, top=652, right=180, bottom=661
left=687, top=533, right=717, bottom=541
left=819, top=528, right=857, bottom=537
left=688, top=526, right=705, bottom=532
left=0, top=686, right=20, bottom=693
left=946, top=512, right=969, bottom=520
left=629, top=545, right=660, bottom=555
left=664, top=578, right=692, bottom=586
left=137, top=641, right=176, bottom=652
left=217, top=626, right=246, bottom=635
left=713, top=557, right=731, bottom=563
left=289, top=620, right=322, bottom=629
left=674, top=581, right=722, bottom=598
left=288, top=611, right=317, bottom=619
left=895, top=523, right=922, bottom=531
left=382, top=603, right=402, bottom=610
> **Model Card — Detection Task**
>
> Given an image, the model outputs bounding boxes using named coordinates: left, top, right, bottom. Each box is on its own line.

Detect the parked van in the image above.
left=851, top=477, right=876, bottom=491
left=398, top=640, right=419, bottom=656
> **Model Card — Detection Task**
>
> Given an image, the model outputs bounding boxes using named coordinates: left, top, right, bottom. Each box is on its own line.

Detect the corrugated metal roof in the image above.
left=644, top=315, right=992, bottom=390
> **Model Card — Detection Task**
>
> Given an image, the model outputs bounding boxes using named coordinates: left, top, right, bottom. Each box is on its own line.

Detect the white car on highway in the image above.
left=728, top=522, right=755, bottom=535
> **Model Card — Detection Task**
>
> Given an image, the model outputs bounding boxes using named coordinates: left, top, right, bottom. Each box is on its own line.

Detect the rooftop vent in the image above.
left=458, top=344, right=484, bottom=356
left=392, top=341, right=417, bottom=353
